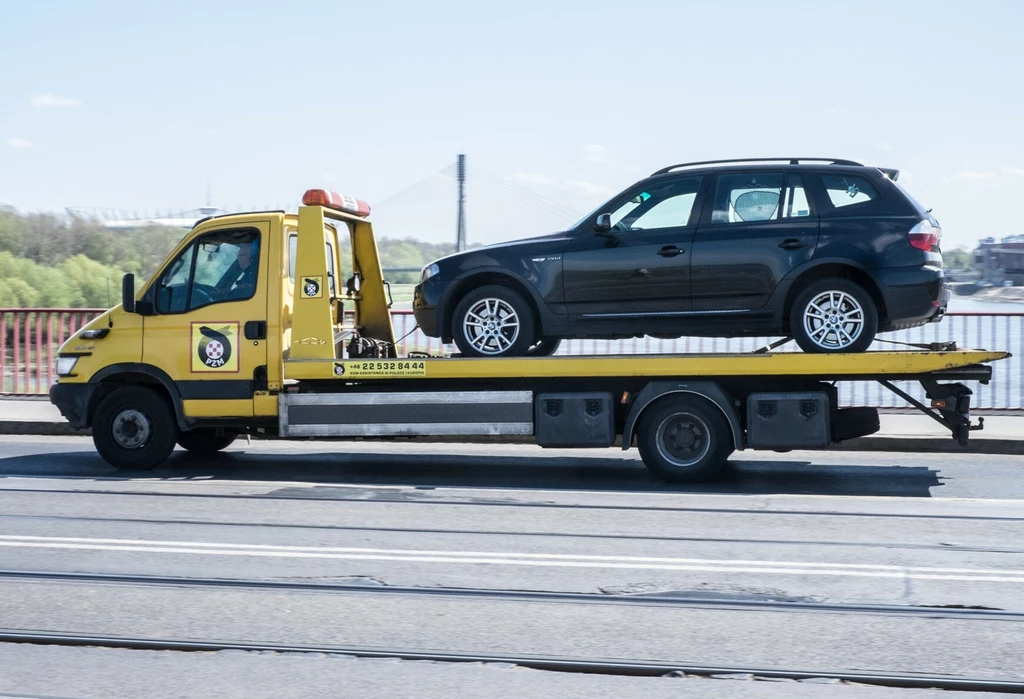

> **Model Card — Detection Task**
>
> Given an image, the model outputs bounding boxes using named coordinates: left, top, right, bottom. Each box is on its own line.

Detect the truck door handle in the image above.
left=244, top=320, right=267, bottom=340
left=657, top=245, right=684, bottom=257
left=778, top=239, right=808, bottom=250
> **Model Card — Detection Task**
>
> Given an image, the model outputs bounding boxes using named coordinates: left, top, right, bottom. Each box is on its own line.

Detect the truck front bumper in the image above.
left=49, top=383, right=95, bottom=429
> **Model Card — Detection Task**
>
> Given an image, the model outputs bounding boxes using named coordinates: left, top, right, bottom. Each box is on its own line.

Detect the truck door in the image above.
left=143, top=222, right=270, bottom=419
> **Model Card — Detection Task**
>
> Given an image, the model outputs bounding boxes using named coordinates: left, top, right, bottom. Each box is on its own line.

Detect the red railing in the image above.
left=1, top=309, right=105, bottom=395
left=3, top=308, right=1023, bottom=410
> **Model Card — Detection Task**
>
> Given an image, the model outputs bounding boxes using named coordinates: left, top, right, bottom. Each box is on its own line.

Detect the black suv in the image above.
left=413, top=158, right=947, bottom=357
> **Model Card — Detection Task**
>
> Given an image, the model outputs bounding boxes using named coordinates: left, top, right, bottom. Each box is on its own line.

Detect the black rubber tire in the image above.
left=832, top=406, right=881, bottom=442
left=790, top=278, right=878, bottom=354
left=451, top=285, right=536, bottom=358
left=177, top=429, right=237, bottom=455
left=525, top=338, right=562, bottom=357
left=637, top=395, right=734, bottom=483
left=92, top=386, right=178, bottom=470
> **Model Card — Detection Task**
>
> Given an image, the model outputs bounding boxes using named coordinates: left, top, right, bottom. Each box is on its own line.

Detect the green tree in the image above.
left=0, top=278, right=40, bottom=307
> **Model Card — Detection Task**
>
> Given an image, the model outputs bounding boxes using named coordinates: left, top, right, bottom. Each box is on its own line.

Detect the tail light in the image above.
left=909, top=220, right=941, bottom=252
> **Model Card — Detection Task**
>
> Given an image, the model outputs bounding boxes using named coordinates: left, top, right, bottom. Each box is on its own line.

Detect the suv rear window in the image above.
left=822, top=174, right=878, bottom=209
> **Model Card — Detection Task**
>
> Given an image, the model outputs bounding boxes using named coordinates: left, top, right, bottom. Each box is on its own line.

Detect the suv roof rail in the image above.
left=651, top=157, right=864, bottom=176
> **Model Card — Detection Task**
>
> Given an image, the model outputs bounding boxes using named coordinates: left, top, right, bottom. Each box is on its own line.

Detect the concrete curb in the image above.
left=0, top=422, right=90, bottom=436
left=2, top=420, right=1023, bottom=455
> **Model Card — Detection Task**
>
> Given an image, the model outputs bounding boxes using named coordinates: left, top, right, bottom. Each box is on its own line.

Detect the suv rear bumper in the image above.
left=875, top=265, right=948, bottom=330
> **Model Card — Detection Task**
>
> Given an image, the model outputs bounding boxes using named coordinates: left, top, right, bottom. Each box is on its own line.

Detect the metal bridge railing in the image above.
left=3, top=308, right=1022, bottom=410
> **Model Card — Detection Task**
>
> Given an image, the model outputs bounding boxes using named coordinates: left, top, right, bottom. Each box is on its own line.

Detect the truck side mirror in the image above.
left=121, top=273, right=136, bottom=313
left=594, top=213, right=612, bottom=233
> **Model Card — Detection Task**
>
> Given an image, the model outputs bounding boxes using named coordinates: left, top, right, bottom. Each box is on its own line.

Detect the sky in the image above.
left=2, top=0, right=1023, bottom=248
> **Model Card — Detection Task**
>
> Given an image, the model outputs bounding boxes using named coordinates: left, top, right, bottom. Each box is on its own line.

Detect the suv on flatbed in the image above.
left=413, top=158, right=948, bottom=357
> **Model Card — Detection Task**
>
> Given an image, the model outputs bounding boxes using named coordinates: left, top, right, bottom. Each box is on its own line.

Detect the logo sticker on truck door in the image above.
left=191, top=322, right=240, bottom=373
left=301, top=276, right=323, bottom=299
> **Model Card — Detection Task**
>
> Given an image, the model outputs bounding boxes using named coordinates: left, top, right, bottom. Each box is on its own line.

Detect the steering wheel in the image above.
left=191, top=286, right=215, bottom=307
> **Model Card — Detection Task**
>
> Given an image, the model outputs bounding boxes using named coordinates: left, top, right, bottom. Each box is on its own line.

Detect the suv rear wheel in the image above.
left=791, top=278, right=878, bottom=353
left=452, top=285, right=536, bottom=357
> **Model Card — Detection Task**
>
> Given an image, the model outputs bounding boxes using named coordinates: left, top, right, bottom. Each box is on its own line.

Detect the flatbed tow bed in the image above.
left=49, top=189, right=1010, bottom=481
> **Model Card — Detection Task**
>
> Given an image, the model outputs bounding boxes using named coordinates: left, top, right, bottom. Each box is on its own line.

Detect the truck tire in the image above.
left=452, top=285, right=536, bottom=358
left=791, top=278, right=878, bottom=354
left=177, top=429, right=237, bottom=455
left=92, top=386, right=178, bottom=470
left=637, top=395, right=733, bottom=483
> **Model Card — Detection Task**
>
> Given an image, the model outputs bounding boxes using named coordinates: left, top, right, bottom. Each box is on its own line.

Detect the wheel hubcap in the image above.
left=111, top=409, right=152, bottom=449
left=655, top=412, right=711, bottom=467
left=803, top=290, right=865, bottom=350
left=463, top=298, right=520, bottom=355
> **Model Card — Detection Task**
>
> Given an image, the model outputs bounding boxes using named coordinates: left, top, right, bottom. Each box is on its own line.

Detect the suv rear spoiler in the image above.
left=878, top=167, right=900, bottom=181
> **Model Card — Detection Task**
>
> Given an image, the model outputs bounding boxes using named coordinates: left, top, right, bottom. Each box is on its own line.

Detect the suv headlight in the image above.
left=420, top=263, right=440, bottom=283
left=56, top=357, right=79, bottom=377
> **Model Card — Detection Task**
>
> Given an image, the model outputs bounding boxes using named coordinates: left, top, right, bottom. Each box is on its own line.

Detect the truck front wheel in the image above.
left=92, top=386, right=178, bottom=470
left=637, top=395, right=734, bottom=483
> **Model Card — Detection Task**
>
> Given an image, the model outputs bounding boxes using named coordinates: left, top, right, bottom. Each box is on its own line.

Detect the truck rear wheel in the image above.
left=177, top=429, right=237, bottom=455
left=92, top=386, right=178, bottom=470
left=637, top=395, right=733, bottom=482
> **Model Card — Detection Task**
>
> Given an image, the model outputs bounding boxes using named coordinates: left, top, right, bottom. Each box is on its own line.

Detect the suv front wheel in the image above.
left=452, top=285, right=537, bottom=357
left=790, top=278, right=878, bottom=353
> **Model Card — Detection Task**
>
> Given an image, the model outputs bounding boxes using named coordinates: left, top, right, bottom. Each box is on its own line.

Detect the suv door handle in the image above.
left=657, top=245, right=685, bottom=257
left=778, top=239, right=808, bottom=250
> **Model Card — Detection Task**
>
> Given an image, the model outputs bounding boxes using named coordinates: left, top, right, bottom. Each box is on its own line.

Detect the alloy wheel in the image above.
left=462, top=298, right=521, bottom=355
left=802, top=290, right=865, bottom=351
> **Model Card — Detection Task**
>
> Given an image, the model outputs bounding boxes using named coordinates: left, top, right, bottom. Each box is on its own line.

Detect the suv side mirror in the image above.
left=121, top=273, right=136, bottom=313
left=594, top=213, right=612, bottom=233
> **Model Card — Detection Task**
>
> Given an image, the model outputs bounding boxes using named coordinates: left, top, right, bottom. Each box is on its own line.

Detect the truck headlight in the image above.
left=420, top=263, right=440, bottom=283
left=56, top=357, right=79, bottom=377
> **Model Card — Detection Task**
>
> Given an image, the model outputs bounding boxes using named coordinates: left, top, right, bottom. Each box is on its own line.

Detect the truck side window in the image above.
left=155, top=244, right=197, bottom=314
left=188, top=229, right=261, bottom=310
left=326, top=242, right=336, bottom=297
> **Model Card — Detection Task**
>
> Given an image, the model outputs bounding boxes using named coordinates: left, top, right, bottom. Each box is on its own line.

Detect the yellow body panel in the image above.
left=182, top=399, right=254, bottom=418
left=56, top=309, right=144, bottom=385
left=285, top=350, right=1010, bottom=382
left=289, top=206, right=335, bottom=361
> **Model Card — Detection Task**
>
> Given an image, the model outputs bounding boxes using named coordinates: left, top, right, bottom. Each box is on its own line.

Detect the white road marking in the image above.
left=3, top=534, right=1024, bottom=583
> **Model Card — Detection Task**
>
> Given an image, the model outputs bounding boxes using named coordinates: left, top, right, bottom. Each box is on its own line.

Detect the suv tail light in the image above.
left=909, top=220, right=941, bottom=252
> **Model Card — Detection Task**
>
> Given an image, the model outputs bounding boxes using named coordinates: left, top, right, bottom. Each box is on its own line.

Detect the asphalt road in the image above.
left=0, top=436, right=1022, bottom=698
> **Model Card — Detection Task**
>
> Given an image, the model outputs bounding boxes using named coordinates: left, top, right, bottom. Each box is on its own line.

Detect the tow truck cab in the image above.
left=50, top=189, right=1007, bottom=481
left=50, top=190, right=394, bottom=432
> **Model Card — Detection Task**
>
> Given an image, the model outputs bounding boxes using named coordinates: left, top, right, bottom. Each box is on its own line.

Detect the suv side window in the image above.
left=822, top=174, right=878, bottom=209
left=711, top=172, right=783, bottom=224
left=154, top=229, right=260, bottom=314
left=608, top=176, right=702, bottom=231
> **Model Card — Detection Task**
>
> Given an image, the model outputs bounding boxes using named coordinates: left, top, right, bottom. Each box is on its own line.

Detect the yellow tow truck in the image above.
left=50, top=189, right=1009, bottom=481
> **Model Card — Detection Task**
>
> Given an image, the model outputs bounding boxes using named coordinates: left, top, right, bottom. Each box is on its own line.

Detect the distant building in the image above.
left=976, top=235, right=1024, bottom=285
left=65, top=205, right=232, bottom=229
